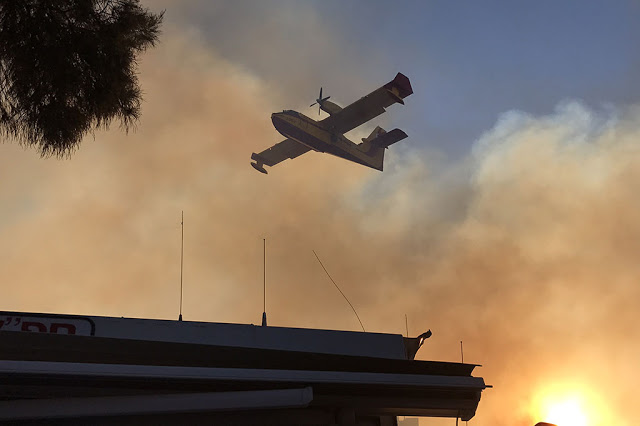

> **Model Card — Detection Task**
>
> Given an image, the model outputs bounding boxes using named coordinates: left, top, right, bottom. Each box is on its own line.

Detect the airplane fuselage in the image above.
left=252, top=73, right=412, bottom=173
left=271, top=110, right=381, bottom=170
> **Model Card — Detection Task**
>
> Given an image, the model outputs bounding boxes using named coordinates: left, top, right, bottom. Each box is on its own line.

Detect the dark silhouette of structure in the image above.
left=0, top=310, right=487, bottom=424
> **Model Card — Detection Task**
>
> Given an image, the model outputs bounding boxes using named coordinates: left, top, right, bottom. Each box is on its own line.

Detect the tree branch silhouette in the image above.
left=0, top=0, right=163, bottom=156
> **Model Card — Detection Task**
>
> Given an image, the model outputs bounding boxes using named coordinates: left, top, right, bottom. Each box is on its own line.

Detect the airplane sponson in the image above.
left=384, top=73, right=413, bottom=99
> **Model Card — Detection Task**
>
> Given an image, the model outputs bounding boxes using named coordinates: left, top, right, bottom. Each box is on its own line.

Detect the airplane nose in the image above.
left=271, top=113, right=290, bottom=138
left=271, top=113, right=285, bottom=127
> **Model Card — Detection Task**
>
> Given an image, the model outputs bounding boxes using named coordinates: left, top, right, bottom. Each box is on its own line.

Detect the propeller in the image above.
left=310, top=87, right=330, bottom=115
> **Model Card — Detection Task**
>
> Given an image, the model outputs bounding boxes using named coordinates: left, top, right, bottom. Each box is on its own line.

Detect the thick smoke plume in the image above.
left=1, top=19, right=638, bottom=426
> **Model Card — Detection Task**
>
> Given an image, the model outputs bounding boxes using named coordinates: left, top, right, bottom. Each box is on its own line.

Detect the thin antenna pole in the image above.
left=263, top=238, right=266, bottom=313
left=405, top=314, right=409, bottom=337
left=313, top=250, right=365, bottom=332
left=460, top=340, right=464, bottom=363
left=179, top=211, right=184, bottom=321
left=261, top=238, right=267, bottom=326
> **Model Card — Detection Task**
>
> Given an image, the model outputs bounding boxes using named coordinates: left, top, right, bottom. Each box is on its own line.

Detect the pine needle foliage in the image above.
left=0, top=0, right=163, bottom=156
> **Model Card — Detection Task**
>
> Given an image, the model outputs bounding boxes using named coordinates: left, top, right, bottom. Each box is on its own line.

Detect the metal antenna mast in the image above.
left=179, top=211, right=184, bottom=321
left=405, top=314, right=409, bottom=337
left=313, top=250, right=365, bottom=332
left=261, top=238, right=267, bottom=326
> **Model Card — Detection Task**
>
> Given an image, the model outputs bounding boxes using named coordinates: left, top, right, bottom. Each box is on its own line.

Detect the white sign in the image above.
left=0, top=314, right=94, bottom=336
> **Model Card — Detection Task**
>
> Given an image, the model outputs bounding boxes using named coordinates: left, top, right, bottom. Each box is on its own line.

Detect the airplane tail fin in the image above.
left=357, top=127, right=408, bottom=171
left=361, top=126, right=386, bottom=144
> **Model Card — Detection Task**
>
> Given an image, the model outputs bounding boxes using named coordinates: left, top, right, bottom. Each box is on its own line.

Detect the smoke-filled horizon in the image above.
left=2, top=3, right=639, bottom=425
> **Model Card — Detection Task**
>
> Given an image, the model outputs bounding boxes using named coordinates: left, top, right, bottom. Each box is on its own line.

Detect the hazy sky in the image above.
left=2, top=2, right=640, bottom=425
left=166, top=0, right=640, bottom=157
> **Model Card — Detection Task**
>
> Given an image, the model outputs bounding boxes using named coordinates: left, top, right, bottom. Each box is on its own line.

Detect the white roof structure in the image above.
left=0, top=310, right=488, bottom=424
left=0, top=311, right=409, bottom=358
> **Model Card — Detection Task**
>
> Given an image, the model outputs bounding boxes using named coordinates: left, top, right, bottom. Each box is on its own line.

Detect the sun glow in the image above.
left=531, top=382, right=609, bottom=426
left=542, top=397, right=588, bottom=426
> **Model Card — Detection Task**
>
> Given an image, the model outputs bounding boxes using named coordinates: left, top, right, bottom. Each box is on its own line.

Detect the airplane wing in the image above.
left=320, top=73, right=413, bottom=135
left=251, top=138, right=311, bottom=173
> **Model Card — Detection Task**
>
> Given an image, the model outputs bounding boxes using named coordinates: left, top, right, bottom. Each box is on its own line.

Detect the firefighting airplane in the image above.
left=251, top=73, right=413, bottom=174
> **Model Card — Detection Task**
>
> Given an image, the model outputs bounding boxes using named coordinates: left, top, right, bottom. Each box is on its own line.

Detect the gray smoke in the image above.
left=1, top=9, right=638, bottom=425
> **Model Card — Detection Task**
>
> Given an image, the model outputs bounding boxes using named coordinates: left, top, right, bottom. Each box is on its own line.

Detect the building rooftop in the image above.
left=0, top=310, right=487, bottom=424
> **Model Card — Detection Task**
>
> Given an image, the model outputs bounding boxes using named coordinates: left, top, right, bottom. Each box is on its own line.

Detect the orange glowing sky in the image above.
left=1, top=2, right=639, bottom=425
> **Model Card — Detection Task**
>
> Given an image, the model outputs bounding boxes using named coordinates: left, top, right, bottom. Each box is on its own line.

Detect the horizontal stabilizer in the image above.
left=370, top=128, right=408, bottom=149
